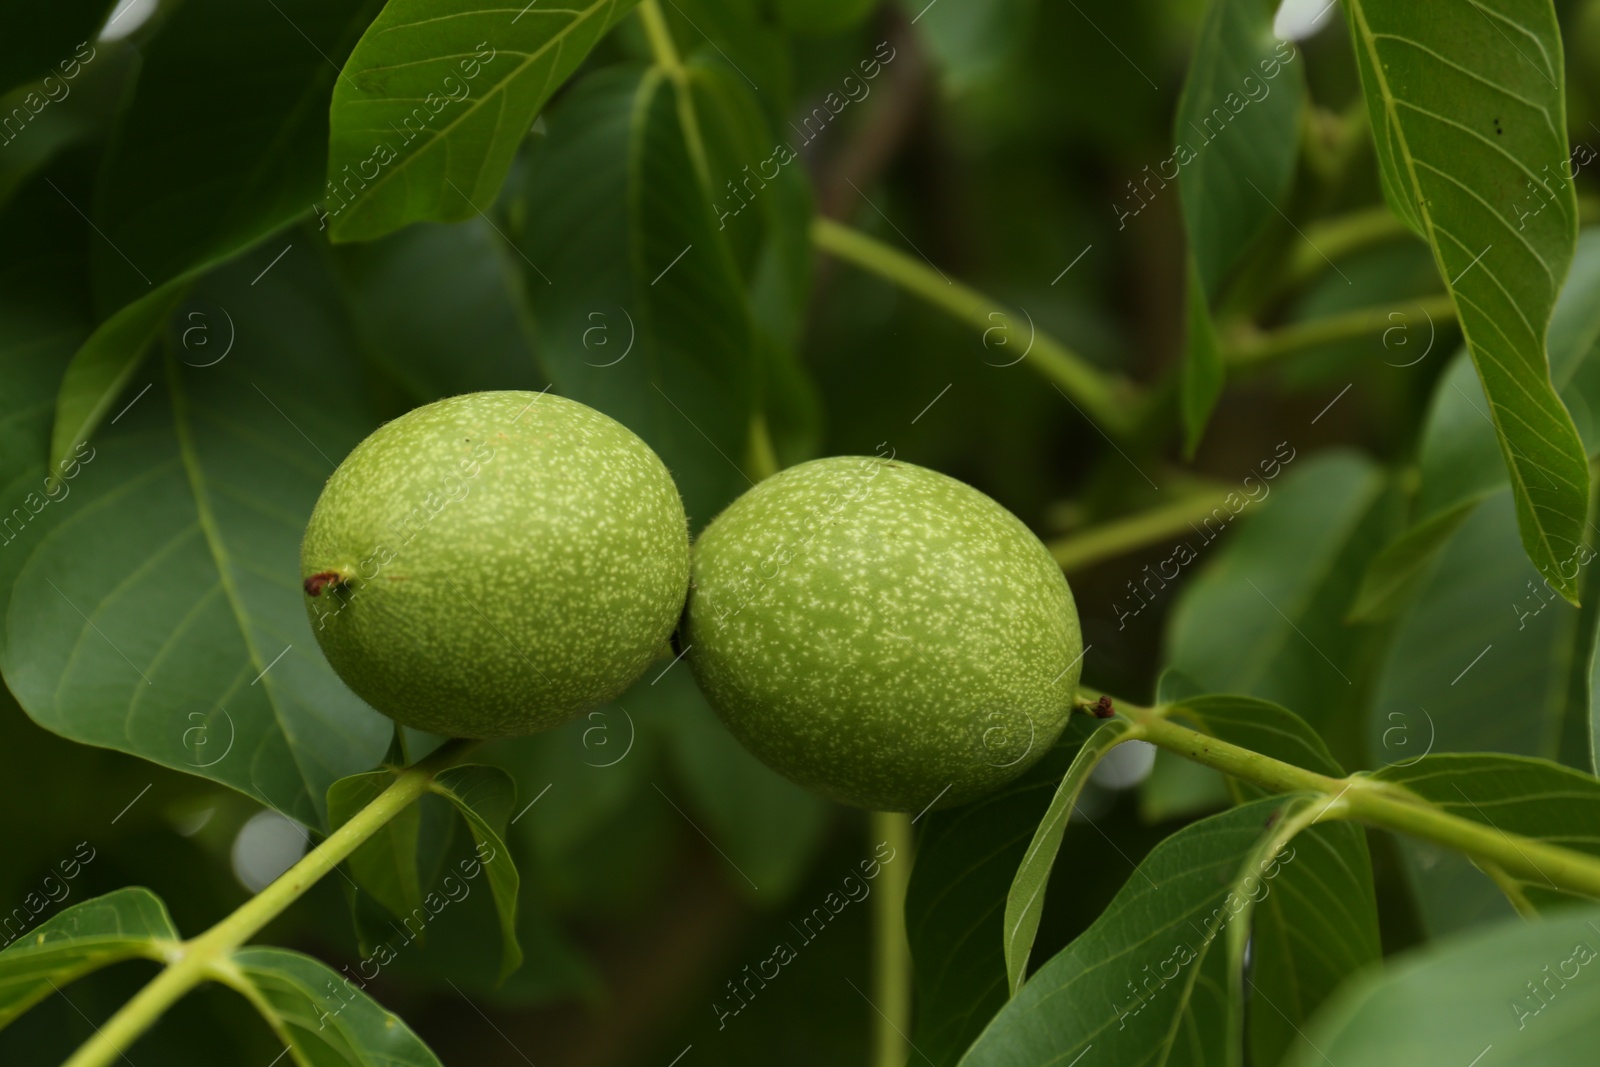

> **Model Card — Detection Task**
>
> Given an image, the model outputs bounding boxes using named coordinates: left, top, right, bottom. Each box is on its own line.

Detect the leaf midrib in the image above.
left=166, top=351, right=316, bottom=821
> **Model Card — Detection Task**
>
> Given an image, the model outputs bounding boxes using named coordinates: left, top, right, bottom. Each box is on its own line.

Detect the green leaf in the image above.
left=1362, top=231, right=1600, bottom=619
left=515, top=66, right=756, bottom=525
left=51, top=0, right=382, bottom=472
left=1368, top=488, right=1578, bottom=763
left=1173, top=0, right=1303, bottom=451
left=328, top=771, right=424, bottom=931
left=1164, top=452, right=1397, bottom=763
left=48, top=285, right=185, bottom=473
left=962, top=795, right=1375, bottom=1067
left=0, top=41, right=133, bottom=210
left=1180, top=258, right=1225, bottom=457
left=1373, top=754, right=1600, bottom=916
left=429, top=765, right=522, bottom=983
left=2, top=241, right=392, bottom=829
left=681, top=61, right=821, bottom=463
left=661, top=671, right=830, bottom=900
left=1364, top=488, right=1597, bottom=933
left=1345, top=0, right=1589, bottom=601
left=325, top=0, right=638, bottom=242
left=1420, top=232, right=1600, bottom=513
left=1002, top=718, right=1136, bottom=994
left=224, top=946, right=444, bottom=1066
left=93, top=0, right=381, bottom=310
left=0, top=162, right=90, bottom=490
left=1175, top=0, right=1303, bottom=300
left=1286, top=905, right=1600, bottom=1067
left=1348, top=494, right=1488, bottom=622
left=1242, top=814, right=1380, bottom=1067
left=907, top=725, right=1091, bottom=1066
left=333, top=218, right=546, bottom=403
left=0, top=886, right=177, bottom=1030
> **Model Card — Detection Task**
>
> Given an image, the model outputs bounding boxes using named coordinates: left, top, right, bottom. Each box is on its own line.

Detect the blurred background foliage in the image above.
left=4, top=0, right=1600, bottom=1063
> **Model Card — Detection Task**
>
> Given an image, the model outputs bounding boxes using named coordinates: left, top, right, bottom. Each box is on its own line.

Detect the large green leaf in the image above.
left=1164, top=452, right=1398, bottom=765
left=1, top=241, right=392, bottom=829
left=1180, top=259, right=1226, bottom=457
left=661, top=674, right=831, bottom=900
left=960, top=795, right=1374, bottom=1067
left=1176, top=0, right=1303, bottom=298
left=1348, top=494, right=1487, bottom=621
left=224, top=946, right=444, bottom=1066
left=1368, top=490, right=1579, bottom=766
left=48, top=285, right=185, bottom=473
left=427, top=765, right=522, bottom=983
left=907, top=725, right=1092, bottom=1066
left=333, top=218, right=545, bottom=403
left=1243, top=815, right=1380, bottom=1067
left=50, top=0, right=382, bottom=472
left=1345, top=0, right=1589, bottom=601
left=1358, top=231, right=1600, bottom=620
left=1174, top=0, right=1304, bottom=451
left=1287, top=905, right=1600, bottom=1067
left=515, top=65, right=756, bottom=525
left=328, top=770, right=424, bottom=932
left=1002, top=718, right=1137, bottom=993
left=0, top=161, right=90, bottom=489
left=325, top=0, right=637, bottom=242
left=0, top=887, right=176, bottom=1030
left=0, top=38, right=131, bottom=209
left=681, top=61, right=820, bottom=464
left=1365, top=490, right=1597, bottom=934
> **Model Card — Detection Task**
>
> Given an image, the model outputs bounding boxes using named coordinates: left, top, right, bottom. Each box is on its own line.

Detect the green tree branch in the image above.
left=1225, top=294, right=1458, bottom=368
left=1048, top=484, right=1231, bottom=572
left=1103, top=697, right=1600, bottom=898
left=62, top=739, right=479, bottom=1067
left=811, top=217, right=1144, bottom=437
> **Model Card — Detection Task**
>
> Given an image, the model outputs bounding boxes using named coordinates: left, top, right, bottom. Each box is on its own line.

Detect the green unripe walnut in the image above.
left=685, top=455, right=1082, bottom=812
left=301, top=391, right=689, bottom=739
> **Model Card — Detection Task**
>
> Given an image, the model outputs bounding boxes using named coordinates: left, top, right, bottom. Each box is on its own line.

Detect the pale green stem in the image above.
left=637, top=0, right=713, bottom=189
left=1282, top=207, right=1415, bottom=292
left=1278, top=196, right=1600, bottom=296
left=871, top=810, right=914, bottom=1067
left=1226, top=294, right=1458, bottom=368
left=811, top=217, right=1142, bottom=437
left=1112, top=701, right=1600, bottom=899
left=1048, top=486, right=1231, bottom=572
left=62, top=739, right=478, bottom=1067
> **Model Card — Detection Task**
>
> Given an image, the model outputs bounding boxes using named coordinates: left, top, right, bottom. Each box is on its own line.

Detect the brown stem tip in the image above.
left=303, top=571, right=346, bottom=597
left=1091, top=695, right=1115, bottom=719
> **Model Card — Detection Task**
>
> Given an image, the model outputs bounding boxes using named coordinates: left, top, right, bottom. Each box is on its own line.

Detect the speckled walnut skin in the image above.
left=301, top=391, right=689, bottom=739
left=685, top=456, right=1082, bottom=812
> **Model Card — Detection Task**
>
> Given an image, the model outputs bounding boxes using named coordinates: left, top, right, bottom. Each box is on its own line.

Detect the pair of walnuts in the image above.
left=301, top=392, right=1083, bottom=813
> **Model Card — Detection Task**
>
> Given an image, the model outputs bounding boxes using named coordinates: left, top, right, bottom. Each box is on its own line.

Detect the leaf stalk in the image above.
left=60, top=739, right=478, bottom=1067
left=1115, top=701, right=1600, bottom=900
